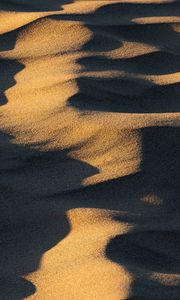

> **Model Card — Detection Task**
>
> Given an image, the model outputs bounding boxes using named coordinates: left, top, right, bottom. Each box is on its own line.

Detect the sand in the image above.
left=0, top=0, right=180, bottom=299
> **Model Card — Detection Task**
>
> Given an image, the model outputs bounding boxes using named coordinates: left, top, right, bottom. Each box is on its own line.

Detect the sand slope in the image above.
left=0, top=1, right=180, bottom=299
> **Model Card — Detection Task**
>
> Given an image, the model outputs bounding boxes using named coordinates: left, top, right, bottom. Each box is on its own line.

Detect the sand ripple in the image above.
left=0, top=1, right=180, bottom=299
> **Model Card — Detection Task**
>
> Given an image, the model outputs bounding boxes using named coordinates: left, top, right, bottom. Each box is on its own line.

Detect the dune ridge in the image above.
left=0, top=1, right=180, bottom=299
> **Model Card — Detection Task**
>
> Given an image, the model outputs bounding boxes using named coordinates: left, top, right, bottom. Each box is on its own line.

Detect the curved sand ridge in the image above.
left=0, top=1, right=180, bottom=299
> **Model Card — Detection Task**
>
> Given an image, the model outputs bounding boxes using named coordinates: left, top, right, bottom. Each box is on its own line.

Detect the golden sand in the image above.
left=0, top=1, right=180, bottom=299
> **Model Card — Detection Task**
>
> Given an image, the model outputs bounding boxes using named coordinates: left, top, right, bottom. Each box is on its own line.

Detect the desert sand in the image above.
left=0, top=0, right=180, bottom=299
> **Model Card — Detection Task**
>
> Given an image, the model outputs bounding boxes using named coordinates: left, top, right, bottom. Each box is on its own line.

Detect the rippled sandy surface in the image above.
left=0, top=1, right=180, bottom=299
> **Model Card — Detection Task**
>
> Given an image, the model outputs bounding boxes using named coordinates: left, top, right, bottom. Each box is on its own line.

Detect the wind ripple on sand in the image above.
left=0, top=1, right=180, bottom=299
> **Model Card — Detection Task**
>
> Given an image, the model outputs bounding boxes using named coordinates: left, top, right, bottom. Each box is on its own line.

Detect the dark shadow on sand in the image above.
left=62, top=3, right=180, bottom=113
left=0, top=59, right=24, bottom=106
left=54, top=126, right=180, bottom=297
left=105, top=126, right=180, bottom=300
left=0, top=27, right=25, bottom=106
left=50, top=1, right=180, bottom=25
left=0, top=1, right=77, bottom=298
left=49, top=126, right=180, bottom=298
left=0, top=131, right=98, bottom=299
left=0, top=0, right=72, bottom=12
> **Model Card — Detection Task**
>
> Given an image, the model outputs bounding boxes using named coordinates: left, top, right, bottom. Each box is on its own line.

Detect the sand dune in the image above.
left=0, top=1, right=180, bottom=299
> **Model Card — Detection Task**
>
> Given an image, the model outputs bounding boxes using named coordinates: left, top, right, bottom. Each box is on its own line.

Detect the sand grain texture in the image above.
left=0, top=0, right=180, bottom=299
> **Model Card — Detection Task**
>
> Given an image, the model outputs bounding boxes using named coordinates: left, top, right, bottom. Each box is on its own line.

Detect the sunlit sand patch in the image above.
left=70, top=128, right=142, bottom=186
left=104, top=41, right=159, bottom=59
left=25, top=209, right=133, bottom=300
left=134, top=16, right=180, bottom=24
left=0, top=19, right=93, bottom=59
